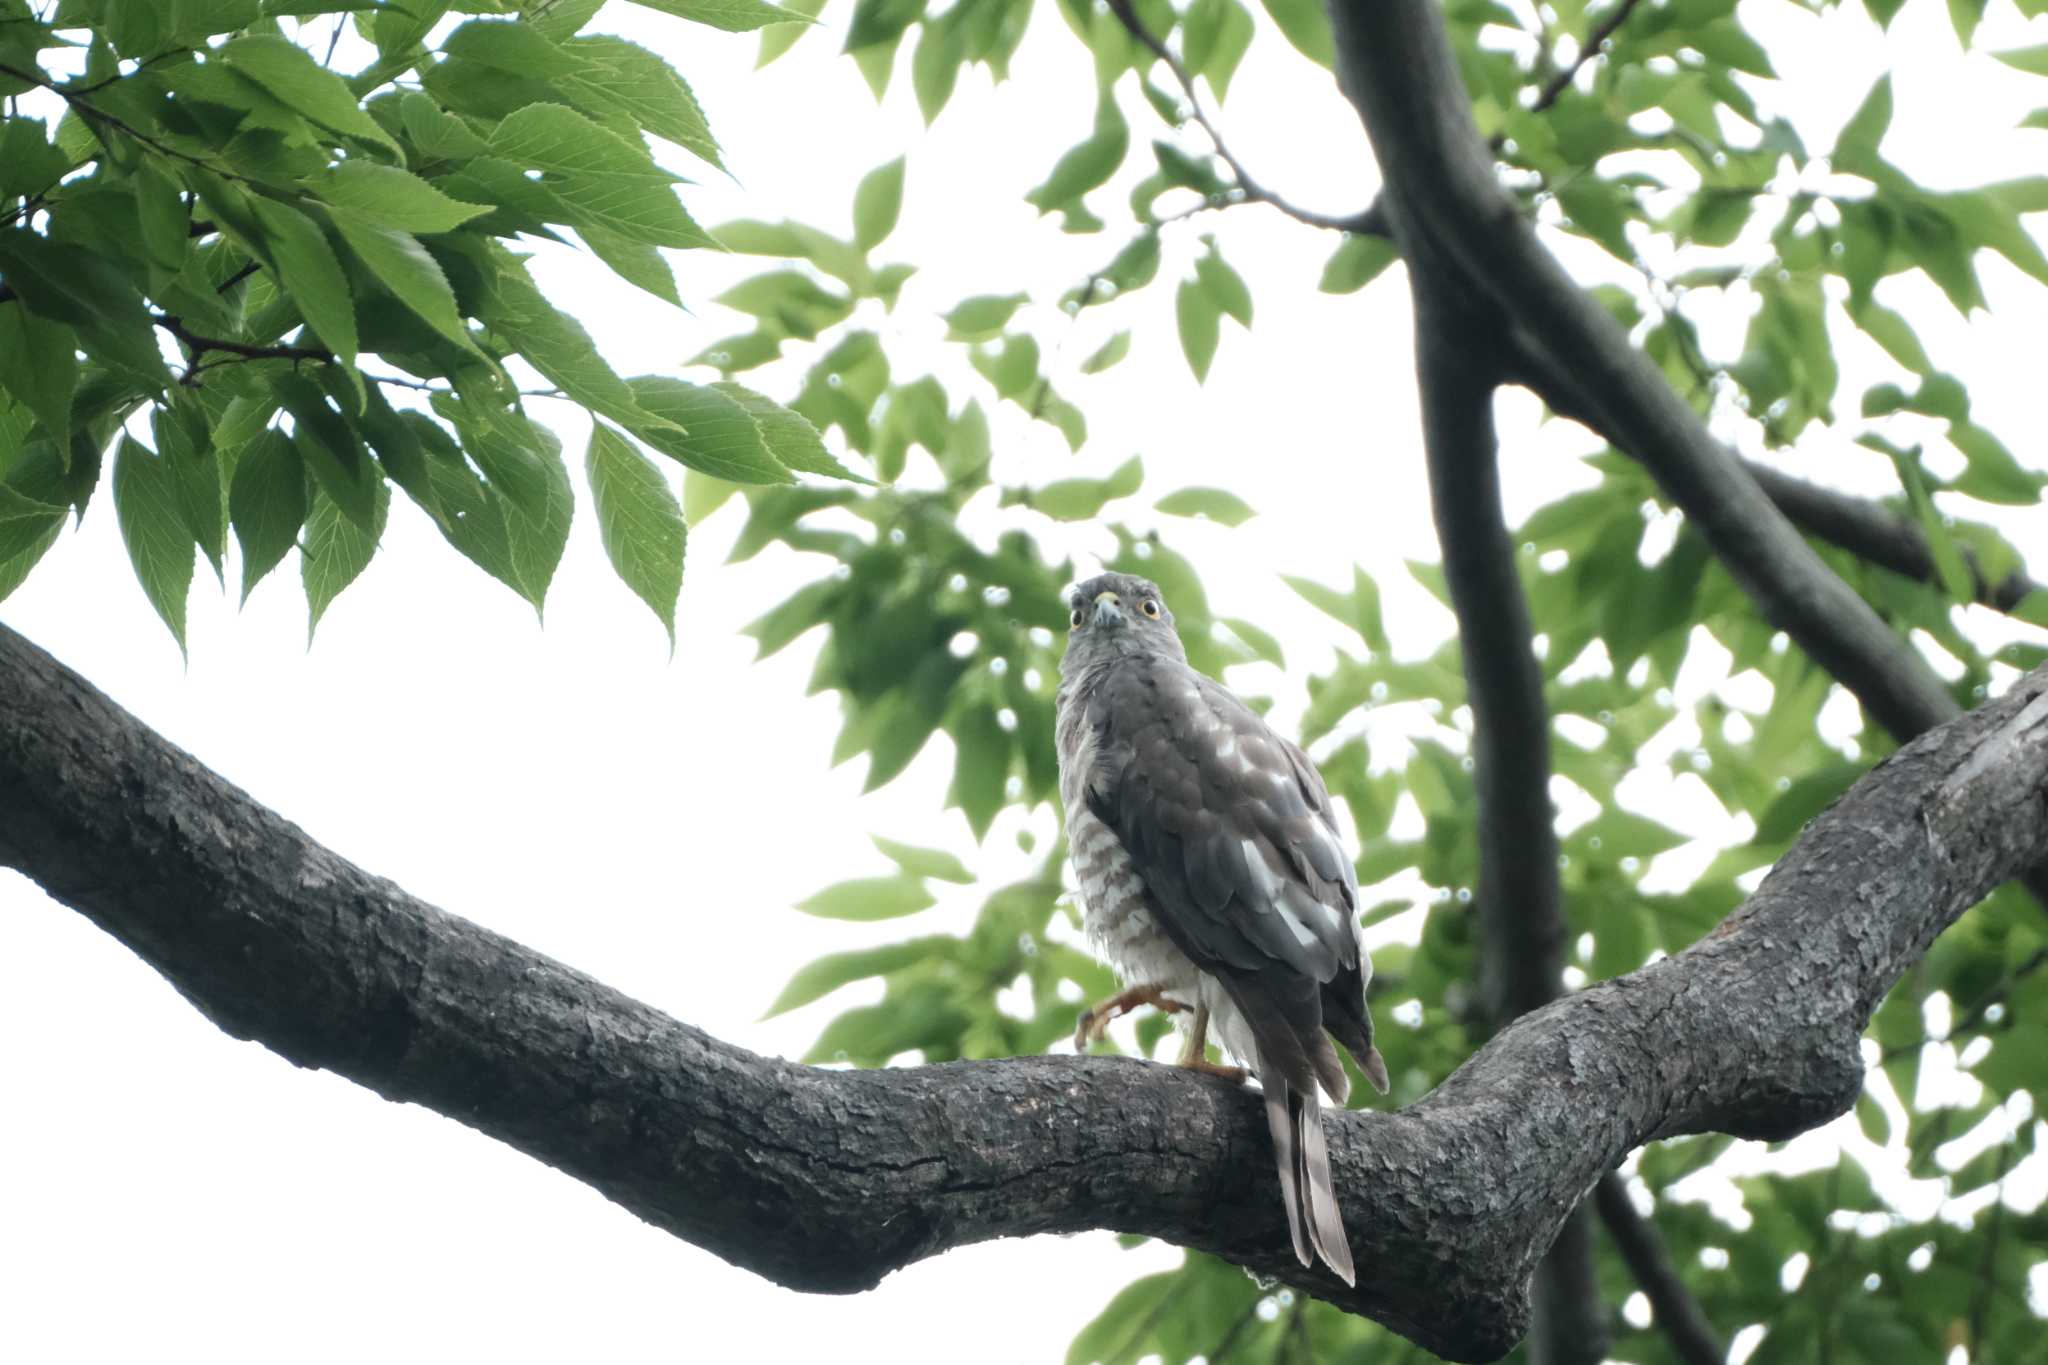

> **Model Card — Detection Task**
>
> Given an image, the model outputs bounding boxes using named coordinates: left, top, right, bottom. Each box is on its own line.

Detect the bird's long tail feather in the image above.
left=1262, top=1072, right=1355, bottom=1286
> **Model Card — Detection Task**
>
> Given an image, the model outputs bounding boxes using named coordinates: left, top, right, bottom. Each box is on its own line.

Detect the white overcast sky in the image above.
left=4, top=1, right=2047, bottom=1361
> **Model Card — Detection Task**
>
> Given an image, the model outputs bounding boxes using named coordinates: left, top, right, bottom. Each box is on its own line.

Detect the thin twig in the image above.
left=1528, top=0, right=1648, bottom=115
left=1103, top=0, right=1388, bottom=238
left=1593, top=1178, right=1726, bottom=1365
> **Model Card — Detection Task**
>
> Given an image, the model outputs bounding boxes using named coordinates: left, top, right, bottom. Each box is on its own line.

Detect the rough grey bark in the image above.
left=6, top=624, right=2048, bottom=1361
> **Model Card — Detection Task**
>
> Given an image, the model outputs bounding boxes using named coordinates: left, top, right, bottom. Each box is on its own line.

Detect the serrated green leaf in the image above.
left=586, top=421, right=686, bottom=644
left=328, top=208, right=475, bottom=353
left=216, top=35, right=401, bottom=155
left=631, top=0, right=819, bottom=32
left=489, top=102, right=714, bottom=249
left=0, top=306, right=78, bottom=444
left=441, top=17, right=595, bottom=78
left=562, top=35, right=723, bottom=170
left=112, top=436, right=196, bottom=656
left=310, top=163, right=489, bottom=234
left=1154, top=486, right=1254, bottom=526
left=795, top=873, right=938, bottom=921
left=627, top=376, right=795, bottom=484
left=0, top=229, right=168, bottom=387
left=229, top=427, right=308, bottom=605
left=711, top=382, right=871, bottom=483
left=248, top=196, right=358, bottom=372
left=133, top=161, right=189, bottom=271
left=302, top=477, right=389, bottom=640
left=477, top=250, right=658, bottom=430
left=852, top=156, right=905, bottom=251
left=873, top=835, right=975, bottom=884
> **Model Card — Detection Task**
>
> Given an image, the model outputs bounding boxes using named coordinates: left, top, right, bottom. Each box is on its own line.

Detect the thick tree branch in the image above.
left=6, top=628, right=2048, bottom=1362
left=1740, top=458, right=2041, bottom=614
left=1593, top=1177, right=1726, bottom=1365
left=1416, top=290, right=1604, bottom=1364
left=1324, top=0, right=1960, bottom=745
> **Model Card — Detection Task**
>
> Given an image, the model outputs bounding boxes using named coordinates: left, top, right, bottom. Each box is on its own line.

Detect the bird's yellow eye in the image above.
left=1141, top=599, right=1161, bottom=618
left=1070, top=607, right=1085, bottom=629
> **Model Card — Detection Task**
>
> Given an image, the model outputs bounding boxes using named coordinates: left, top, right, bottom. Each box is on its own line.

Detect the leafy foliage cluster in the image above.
left=5, top=0, right=2048, bottom=1362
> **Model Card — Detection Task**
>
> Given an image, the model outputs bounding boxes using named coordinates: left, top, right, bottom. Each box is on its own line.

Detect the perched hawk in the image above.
left=1055, top=572, right=1388, bottom=1285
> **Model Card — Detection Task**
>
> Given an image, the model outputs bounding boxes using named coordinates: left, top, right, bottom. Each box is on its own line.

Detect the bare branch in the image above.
left=1324, top=0, right=1959, bottom=746
left=7, top=627, right=2048, bottom=1359
left=1741, top=458, right=2041, bottom=614
left=1415, top=285, right=1603, bottom=1363
left=1593, top=1177, right=1727, bottom=1365
left=1527, top=0, right=1648, bottom=116
left=1104, top=0, right=1387, bottom=238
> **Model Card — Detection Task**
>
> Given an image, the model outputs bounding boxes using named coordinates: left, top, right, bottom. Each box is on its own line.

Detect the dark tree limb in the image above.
left=1594, top=1177, right=1727, bottom=1365
left=8, top=628, right=2048, bottom=1357
left=1324, top=0, right=1959, bottom=745
left=1740, top=458, right=2041, bottom=614
left=1415, top=286, right=1603, bottom=1364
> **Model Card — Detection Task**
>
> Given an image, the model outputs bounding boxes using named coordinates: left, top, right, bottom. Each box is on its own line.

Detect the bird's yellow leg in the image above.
left=1074, top=983, right=1187, bottom=1052
left=1174, top=1004, right=1249, bottom=1083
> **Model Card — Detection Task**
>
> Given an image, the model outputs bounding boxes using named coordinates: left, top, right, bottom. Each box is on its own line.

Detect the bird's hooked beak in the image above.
left=1092, top=590, right=1125, bottom=628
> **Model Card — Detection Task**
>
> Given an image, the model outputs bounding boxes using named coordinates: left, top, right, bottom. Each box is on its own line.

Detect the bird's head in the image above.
left=1061, top=572, right=1185, bottom=669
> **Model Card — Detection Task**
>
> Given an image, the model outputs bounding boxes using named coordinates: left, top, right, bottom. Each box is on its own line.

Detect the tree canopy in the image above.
left=3, top=0, right=2048, bottom=1362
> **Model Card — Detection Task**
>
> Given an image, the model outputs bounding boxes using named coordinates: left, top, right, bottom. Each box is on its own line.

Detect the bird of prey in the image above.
left=1055, top=571, right=1388, bottom=1286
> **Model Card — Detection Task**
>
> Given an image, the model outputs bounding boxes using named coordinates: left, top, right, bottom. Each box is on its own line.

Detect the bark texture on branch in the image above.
left=6, top=626, right=2048, bottom=1361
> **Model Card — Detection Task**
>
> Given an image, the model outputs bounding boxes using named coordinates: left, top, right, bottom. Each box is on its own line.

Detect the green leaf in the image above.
left=215, top=35, right=401, bottom=155
left=1175, top=276, right=1221, bottom=382
left=852, top=156, right=906, bottom=251
left=327, top=209, right=475, bottom=353
left=1154, top=486, right=1254, bottom=526
left=1195, top=251, right=1252, bottom=326
left=310, top=163, right=489, bottom=234
left=112, top=436, right=196, bottom=656
left=397, top=91, right=489, bottom=160
left=478, top=251, right=657, bottom=430
left=302, top=478, right=389, bottom=640
left=1992, top=42, right=2048, bottom=76
left=1025, top=97, right=1128, bottom=218
left=133, top=161, right=189, bottom=271
left=1833, top=74, right=1892, bottom=174
left=248, top=197, right=359, bottom=373
left=0, top=481, right=65, bottom=573
left=762, top=938, right=955, bottom=1017
left=1321, top=235, right=1399, bottom=295
left=586, top=421, right=687, bottom=645
left=944, top=293, right=1028, bottom=341
left=711, top=382, right=872, bottom=482
left=794, top=873, right=938, bottom=921
left=947, top=703, right=1010, bottom=839
left=576, top=222, right=682, bottom=306
left=627, top=376, right=796, bottom=484
left=488, top=103, right=715, bottom=249
left=1284, top=568, right=1388, bottom=653
left=561, top=35, right=723, bottom=170
left=630, top=0, right=820, bottom=32
left=1257, top=0, right=1333, bottom=67
left=1219, top=615, right=1283, bottom=667
left=274, top=375, right=379, bottom=530
left=1079, top=330, right=1130, bottom=374
left=229, top=428, right=308, bottom=605
left=0, top=306, right=78, bottom=443
left=440, top=17, right=596, bottom=78
left=872, top=835, right=975, bottom=884
left=0, top=230, right=168, bottom=387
